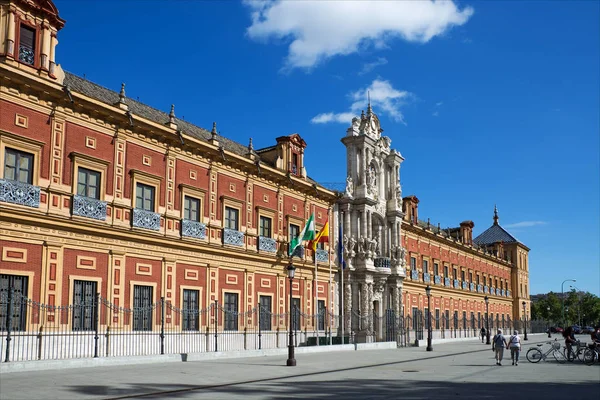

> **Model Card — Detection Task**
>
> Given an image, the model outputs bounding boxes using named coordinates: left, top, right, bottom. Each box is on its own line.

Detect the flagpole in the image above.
left=312, top=206, right=318, bottom=346
left=328, top=208, right=332, bottom=346
left=340, top=215, right=344, bottom=345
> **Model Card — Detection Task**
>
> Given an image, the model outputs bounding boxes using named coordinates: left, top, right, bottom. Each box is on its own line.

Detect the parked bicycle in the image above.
left=582, top=345, right=599, bottom=366
left=564, top=340, right=587, bottom=362
left=526, top=339, right=566, bottom=363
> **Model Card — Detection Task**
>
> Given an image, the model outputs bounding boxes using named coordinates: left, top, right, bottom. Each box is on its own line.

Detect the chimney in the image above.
left=459, top=220, right=474, bottom=245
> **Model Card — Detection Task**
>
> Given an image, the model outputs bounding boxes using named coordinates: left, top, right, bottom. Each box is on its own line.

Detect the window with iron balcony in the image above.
left=18, top=24, right=36, bottom=66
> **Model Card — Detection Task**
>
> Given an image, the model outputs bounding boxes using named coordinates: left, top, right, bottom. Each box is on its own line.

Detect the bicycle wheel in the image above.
left=526, top=348, right=543, bottom=363
left=554, top=349, right=567, bottom=364
left=564, top=347, right=576, bottom=362
left=577, top=348, right=586, bottom=362
left=583, top=348, right=597, bottom=366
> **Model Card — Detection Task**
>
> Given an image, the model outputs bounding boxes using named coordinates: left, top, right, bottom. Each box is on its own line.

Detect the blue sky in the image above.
left=53, top=1, right=599, bottom=295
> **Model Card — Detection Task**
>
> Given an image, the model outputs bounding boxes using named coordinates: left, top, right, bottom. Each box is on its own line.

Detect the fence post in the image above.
left=214, top=300, right=218, bottom=352
left=37, top=325, right=44, bottom=360
left=257, top=303, right=262, bottom=350
left=105, top=326, right=110, bottom=357
left=4, top=286, right=14, bottom=362
left=93, top=292, right=100, bottom=358
left=160, top=297, right=165, bottom=355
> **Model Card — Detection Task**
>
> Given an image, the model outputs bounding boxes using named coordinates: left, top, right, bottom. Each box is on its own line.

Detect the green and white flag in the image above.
left=289, top=213, right=315, bottom=256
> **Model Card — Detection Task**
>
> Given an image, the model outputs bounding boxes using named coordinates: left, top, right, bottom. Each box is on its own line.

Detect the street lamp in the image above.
left=561, top=279, right=576, bottom=327
left=425, top=285, right=433, bottom=351
left=522, top=301, right=528, bottom=341
left=286, top=262, right=296, bottom=367
left=484, top=296, right=490, bottom=345
left=547, top=306, right=551, bottom=338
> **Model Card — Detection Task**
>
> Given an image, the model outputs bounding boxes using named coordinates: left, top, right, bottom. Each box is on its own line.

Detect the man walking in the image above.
left=480, top=327, right=486, bottom=343
left=492, top=329, right=508, bottom=366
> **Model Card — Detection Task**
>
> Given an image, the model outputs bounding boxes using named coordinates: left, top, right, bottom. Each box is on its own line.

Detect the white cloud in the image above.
left=245, top=0, right=474, bottom=70
left=359, top=57, right=388, bottom=75
left=311, top=79, right=413, bottom=124
left=432, top=111, right=439, bottom=117
left=436, top=101, right=444, bottom=107
left=503, top=221, right=547, bottom=229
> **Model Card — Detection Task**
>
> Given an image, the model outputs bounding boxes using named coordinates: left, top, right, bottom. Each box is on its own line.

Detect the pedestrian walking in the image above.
left=508, top=329, right=521, bottom=365
left=492, top=329, right=508, bottom=365
left=480, top=327, right=486, bottom=343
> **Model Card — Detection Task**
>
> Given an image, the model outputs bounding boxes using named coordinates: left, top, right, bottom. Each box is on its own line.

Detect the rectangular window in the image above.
left=0, top=274, right=29, bottom=331
left=445, top=310, right=450, bottom=329
left=259, top=295, right=272, bottom=331
left=435, top=309, right=440, bottom=329
left=289, top=223, right=300, bottom=242
left=291, top=153, right=298, bottom=174
left=18, top=25, right=36, bottom=65
left=318, top=300, right=326, bottom=331
left=410, top=257, right=417, bottom=271
left=484, top=276, right=487, bottom=286
left=72, top=280, right=97, bottom=331
left=135, top=183, right=155, bottom=211
left=463, top=311, right=467, bottom=329
left=468, top=272, right=473, bottom=283
left=476, top=275, right=480, bottom=285
left=133, top=285, right=153, bottom=331
left=224, top=206, right=239, bottom=230
left=292, top=298, right=301, bottom=330
left=453, top=268, right=457, bottom=279
left=433, top=263, right=439, bottom=276
left=471, top=312, right=475, bottom=329
left=453, top=311, right=458, bottom=328
left=444, top=266, right=449, bottom=278
left=224, top=292, right=239, bottom=331
left=4, top=148, right=34, bottom=184
left=182, top=289, right=199, bottom=331
left=461, top=270, right=465, bottom=282
left=259, top=216, right=272, bottom=238
left=184, top=196, right=201, bottom=222
left=423, top=260, right=429, bottom=274
left=77, top=167, right=101, bottom=199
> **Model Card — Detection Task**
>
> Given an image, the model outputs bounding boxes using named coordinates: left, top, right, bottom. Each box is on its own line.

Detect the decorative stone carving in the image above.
left=344, top=176, right=354, bottom=198
left=223, top=228, right=244, bottom=247
left=395, top=184, right=403, bottom=209
left=348, top=236, right=357, bottom=258
left=357, top=236, right=366, bottom=258
left=132, top=208, right=160, bottom=231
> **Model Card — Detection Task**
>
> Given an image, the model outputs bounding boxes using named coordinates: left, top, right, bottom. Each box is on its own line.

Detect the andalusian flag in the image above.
left=311, top=219, right=329, bottom=251
left=289, top=214, right=315, bottom=256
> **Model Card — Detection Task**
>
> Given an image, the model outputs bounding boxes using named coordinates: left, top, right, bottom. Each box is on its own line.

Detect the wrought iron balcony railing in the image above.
left=132, top=208, right=161, bottom=231
left=315, top=249, right=329, bottom=263
left=258, top=236, right=277, bottom=253
left=223, top=228, right=244, bottom=246
left=181, top=219, right=206, bottom=239
left=411, top=269, right=419, bottom=280
left=374, top=257, right=390, bottom=268
left=0, top=179, right=40, bottom=208
left=477, top=284, right=483, bottom=293
left=454, top=279, right=460, bottom=288
left=72, top=195, right=107, bottom=221
left=434, top=275, right=441, bottom=285
left=470, top=282, right=475, bottom=291
left=19, top=44, right=35, bottom=65
left=507, top=290, right=511, bottom=297
left=484, top=286, right=489, bottom=294
left=423, top=273, right=431, bottom=283
left=444, top=277, right=451, bottom=287
left=290, top=245, right=304, bottom=259
left=462, top=281, right=468, bottom=290
left=501, top=289, right=506, bottom=297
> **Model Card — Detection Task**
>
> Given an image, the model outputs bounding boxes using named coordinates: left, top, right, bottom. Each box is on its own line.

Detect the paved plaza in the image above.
left=1, top=334, right=598, bottom=400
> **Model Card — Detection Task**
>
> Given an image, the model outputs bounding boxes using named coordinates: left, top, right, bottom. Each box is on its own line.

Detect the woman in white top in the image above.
left=508, top=330, right=521, bottom=365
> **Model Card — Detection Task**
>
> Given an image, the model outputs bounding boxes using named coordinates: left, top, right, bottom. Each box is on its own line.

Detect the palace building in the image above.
left=0, top=0, right=529, bottom=356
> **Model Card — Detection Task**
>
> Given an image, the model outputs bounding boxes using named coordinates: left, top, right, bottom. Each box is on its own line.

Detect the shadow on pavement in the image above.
left=67, top=378, right=600, bottom=400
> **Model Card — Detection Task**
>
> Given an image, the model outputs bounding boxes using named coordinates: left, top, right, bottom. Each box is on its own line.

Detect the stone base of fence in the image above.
left=1, top=341, right=397, bottom=374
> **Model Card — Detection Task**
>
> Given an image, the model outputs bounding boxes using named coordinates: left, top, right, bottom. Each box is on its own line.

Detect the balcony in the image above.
left=470, top=282, right=475, bottom=291
left=132, top=209, right=161, bottom=231
left=434, top=275, right=441, bottom=285
left=0, top=179, right=40, bottom=208
left=484, top=286, right=489, bottom=294
left=453, top=279, right=460, bottom=288
left=411, top=270, right=419, bottom=280
left=374, top=257, right=390, bottom=268
left=423, top=273, right=431, bottom=283
left=507, top=290, right=511, bottom=297
left=181, top=219, right=206, bottom=239
left=72, top=195, right=107, bottom=221
left=462, top=281, right=468, bottom=290
left=315, top=249, right=329, bottom=263
left=501, top=289, right=506, bottom=297
left=19, top=44, right=35, bottom=65
left=223, top=228, right=244, bottom=246
left=444, top=277, right=451, bottom=287
left=290, top=245, right=304, bottom=259
left=477, top=284, right=483, bottom=293
left=258, top=236, right=277, bottom=253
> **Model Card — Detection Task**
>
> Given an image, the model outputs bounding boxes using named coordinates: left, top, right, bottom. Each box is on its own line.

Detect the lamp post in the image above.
left=286, top=261, right=296, bottom=367
left=522, top=301, right=528, bottom=340
left=561, top=279, right=576, bottom=328
left=425, top=285, right=433, bottom=351
left=484, top=296, right=490, bottom=345
left=547, top=306, right=551, bottom=338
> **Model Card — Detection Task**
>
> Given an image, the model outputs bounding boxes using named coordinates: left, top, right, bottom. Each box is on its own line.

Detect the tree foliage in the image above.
left=531, top=290, right=600, bottom=327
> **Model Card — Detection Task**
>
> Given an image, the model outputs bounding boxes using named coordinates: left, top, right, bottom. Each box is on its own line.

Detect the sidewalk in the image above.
left=1, top=333, right=597, bottom=400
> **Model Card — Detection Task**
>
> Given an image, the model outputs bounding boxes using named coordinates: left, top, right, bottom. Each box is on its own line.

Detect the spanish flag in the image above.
left=311, top=219, right=329, bottom=251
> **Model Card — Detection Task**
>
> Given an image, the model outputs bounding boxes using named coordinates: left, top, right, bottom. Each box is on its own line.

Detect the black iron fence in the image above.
left=1, top=288, right=545, bottom=363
